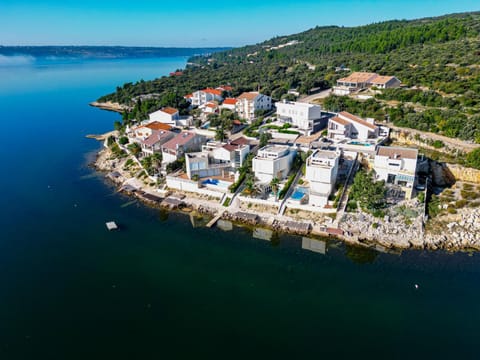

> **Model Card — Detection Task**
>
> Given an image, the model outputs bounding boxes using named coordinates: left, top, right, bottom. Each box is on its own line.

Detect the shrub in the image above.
left=455, top=199, right=467, bottom=208
left=118, top=136, right=129, bottom=145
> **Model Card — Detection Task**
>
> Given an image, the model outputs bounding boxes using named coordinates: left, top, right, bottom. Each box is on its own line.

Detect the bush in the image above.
left=118, top=136, right=129, bottom=145
left=455, top=199, right=467, bottom=208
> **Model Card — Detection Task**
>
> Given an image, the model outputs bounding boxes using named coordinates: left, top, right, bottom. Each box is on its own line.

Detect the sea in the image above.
left=0, top=56, right=479, bottom=359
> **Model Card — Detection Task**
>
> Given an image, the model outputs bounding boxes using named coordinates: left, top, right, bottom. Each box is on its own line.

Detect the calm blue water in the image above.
left=1, top=57, right=480, bottom=359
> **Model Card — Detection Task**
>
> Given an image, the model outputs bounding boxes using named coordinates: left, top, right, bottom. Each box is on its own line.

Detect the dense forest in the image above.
left=0, top=46, right=230, bottom=59
left=99, top=12, right=480, bottom=143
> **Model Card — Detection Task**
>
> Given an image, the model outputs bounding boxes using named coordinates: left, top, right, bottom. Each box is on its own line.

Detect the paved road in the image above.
left=297, top=89, right=332, bottom=104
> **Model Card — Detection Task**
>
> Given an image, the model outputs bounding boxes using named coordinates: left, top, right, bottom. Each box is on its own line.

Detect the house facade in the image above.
left=190, top=88, right=223, bottom=106
left=305, top=149, right=340, bottom=207
left=374, top=146, right=418, bottom=199
left=149, top=107, right=180, bottom=126
left=333, top=72, right=401, bottom=95
left=275, top=100, right=322, bottom=133
left=185, top=138, right=251, bottom=180
left=327, top=111, right=379, bottom=141
left=161, top=131, right=205, bottom=164
left=221, top=98, right=237, bottom=111
left=130, top=122, right=173, bottom=142
left=140, top=130, right=175, bottom=156
left=252, top=145, right=297, bottom=183
left=236, top=92, right=272, bottom=121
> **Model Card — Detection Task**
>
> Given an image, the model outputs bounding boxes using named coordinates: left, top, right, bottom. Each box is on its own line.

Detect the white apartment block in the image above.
left=305, top=149, right=340, bottom=207
left=236, top=92, right=272, bottom=121
left=275, top=100, right=322, bottom=132
left=252, top=145, right=297, bottom=183
left=374, top=146, right=418, bottom=199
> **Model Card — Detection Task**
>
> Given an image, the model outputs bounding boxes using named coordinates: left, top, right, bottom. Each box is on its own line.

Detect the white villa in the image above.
left=190, top=88, right=224, bottom=106
left=305, top=149, right=341, bottom=207
left=185, top=137, right=251, bottom=180
left=327, top=111, right=379, bottom=141
left=333, top=72, right=401, bottom=95
left=236, top=92, right=272, bottom=121
left=149, top=107, right=179, bottom=125
left=149, top=107, right=193, bottom=127
left=221, top=98, right=237, bottom=111
left=252, top=145, right=297, bottom=183
left=374, top=146, right=418, bottom=199
left=275, top=100, right=322, bottom=134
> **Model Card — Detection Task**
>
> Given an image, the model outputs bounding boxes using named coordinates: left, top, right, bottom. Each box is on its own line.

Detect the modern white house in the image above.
left=333, top=72, right=401, bottom=95
left=190, top=88, right=224, bottom=106
left=275, top=100, right=323, bottom=134
left=161, top=131, right=205, bottom=165
left=252, top=145, right=297, bottom=183
left=305, top=149, right=341, bottom=207
left=327, top=111, right=379, bottom=141
left=236, top=92, right=272, bottom=121
left=185, top=138, right=251, bottom=180
left=374, top=146, right=418, bottom=199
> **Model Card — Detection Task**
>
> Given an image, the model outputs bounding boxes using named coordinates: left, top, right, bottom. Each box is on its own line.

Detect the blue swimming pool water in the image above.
left=349, top=141, right=372, bottom=146
left=202, top=179, right=231, bottom=189
left=291, top=187, right=308, bottom=200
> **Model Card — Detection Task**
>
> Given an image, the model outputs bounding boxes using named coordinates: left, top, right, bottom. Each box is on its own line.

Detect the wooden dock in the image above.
left=206, top=212, right=224, bottom=228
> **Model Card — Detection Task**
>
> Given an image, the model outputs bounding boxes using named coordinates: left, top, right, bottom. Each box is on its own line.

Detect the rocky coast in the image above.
left=93, top=143, right=480, bottom=253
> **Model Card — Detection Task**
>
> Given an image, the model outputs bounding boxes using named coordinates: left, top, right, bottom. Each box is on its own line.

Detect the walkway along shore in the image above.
left=92, top=143, right=480, bottom=253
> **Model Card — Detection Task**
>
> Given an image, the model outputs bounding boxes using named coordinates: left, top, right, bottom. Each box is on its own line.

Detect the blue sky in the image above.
left=1, top=0, right=479, bottom=47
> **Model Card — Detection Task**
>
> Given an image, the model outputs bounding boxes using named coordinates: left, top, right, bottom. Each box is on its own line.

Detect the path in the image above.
left=388, top=124, right=480, bottom=152
left=297, top=89, right=332, bottom=104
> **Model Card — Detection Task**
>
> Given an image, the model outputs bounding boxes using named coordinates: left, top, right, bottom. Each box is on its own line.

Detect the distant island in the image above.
left=0, top=45, right=231, bottom=59
left=91, top=11, right=480, bottom=252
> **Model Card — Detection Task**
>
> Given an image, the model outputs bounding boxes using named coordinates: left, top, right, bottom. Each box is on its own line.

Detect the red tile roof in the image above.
left=218, top=85, right=233, bottom=91
left=142, top=122, right=173, bottom=131
left=205, top=102, right=218, bottom=108
left=222, top=144, right=237, bottom=152
left=161, top=107, right=179, bottom=115
left=202, top=88, right=223, bottom=96
left=237, top=92, right=260, bottom=101
left=223, top=98, right=237, bottom=105
left=370, top=75, right=396, bottom=85
left=184, top=94, right=193, bottom=98
left=330, top=116, right=351, bottom=127
left=230, top=136, right=249, bottom=145
left=142, top=130, right=173, bottom=147
left=338, top=111, right=377, bottom=130
left=376, top=146, right=418, bottom=160
left=338, top=72, right=378, bottom=84
left=162, top=131, right=197, bottom=151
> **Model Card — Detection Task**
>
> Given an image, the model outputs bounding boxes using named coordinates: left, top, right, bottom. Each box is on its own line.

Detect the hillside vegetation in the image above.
left=99, top=12, right=480, bottom=143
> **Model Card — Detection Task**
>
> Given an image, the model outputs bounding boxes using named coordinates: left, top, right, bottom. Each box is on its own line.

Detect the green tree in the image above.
left=270, top=177, right=280, bottom=201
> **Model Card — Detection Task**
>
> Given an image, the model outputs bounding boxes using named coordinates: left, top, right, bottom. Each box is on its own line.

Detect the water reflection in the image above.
left=302, top=237, right=327, bottom=254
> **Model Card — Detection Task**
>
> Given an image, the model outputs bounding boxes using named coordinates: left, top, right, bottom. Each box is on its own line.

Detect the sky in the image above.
left=1, top=0, right=479, bottom=47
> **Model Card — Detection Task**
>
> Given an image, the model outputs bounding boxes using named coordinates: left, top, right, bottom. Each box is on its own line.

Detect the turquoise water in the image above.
left=1, top=57, right=480, bottom=359
left=291, top=186, right=308, bottom=200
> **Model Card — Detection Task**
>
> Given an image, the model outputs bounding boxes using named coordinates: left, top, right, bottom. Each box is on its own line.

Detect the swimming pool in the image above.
left=291, top=187, right=308, bottom=201
left=202, top=178, right=231, bottom=189
left=348, top=141, right=372, bottom=146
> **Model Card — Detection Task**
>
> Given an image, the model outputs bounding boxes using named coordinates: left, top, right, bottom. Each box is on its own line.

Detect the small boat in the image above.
left=106, top=221, right=118, bottom=231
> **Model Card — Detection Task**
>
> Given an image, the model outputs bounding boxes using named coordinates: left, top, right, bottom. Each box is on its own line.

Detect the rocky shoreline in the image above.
left=93, top=145, right=480, bottom=253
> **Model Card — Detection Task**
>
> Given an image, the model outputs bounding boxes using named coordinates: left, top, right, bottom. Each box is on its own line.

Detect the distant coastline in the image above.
left=0, top=45, right=232, bottom=59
